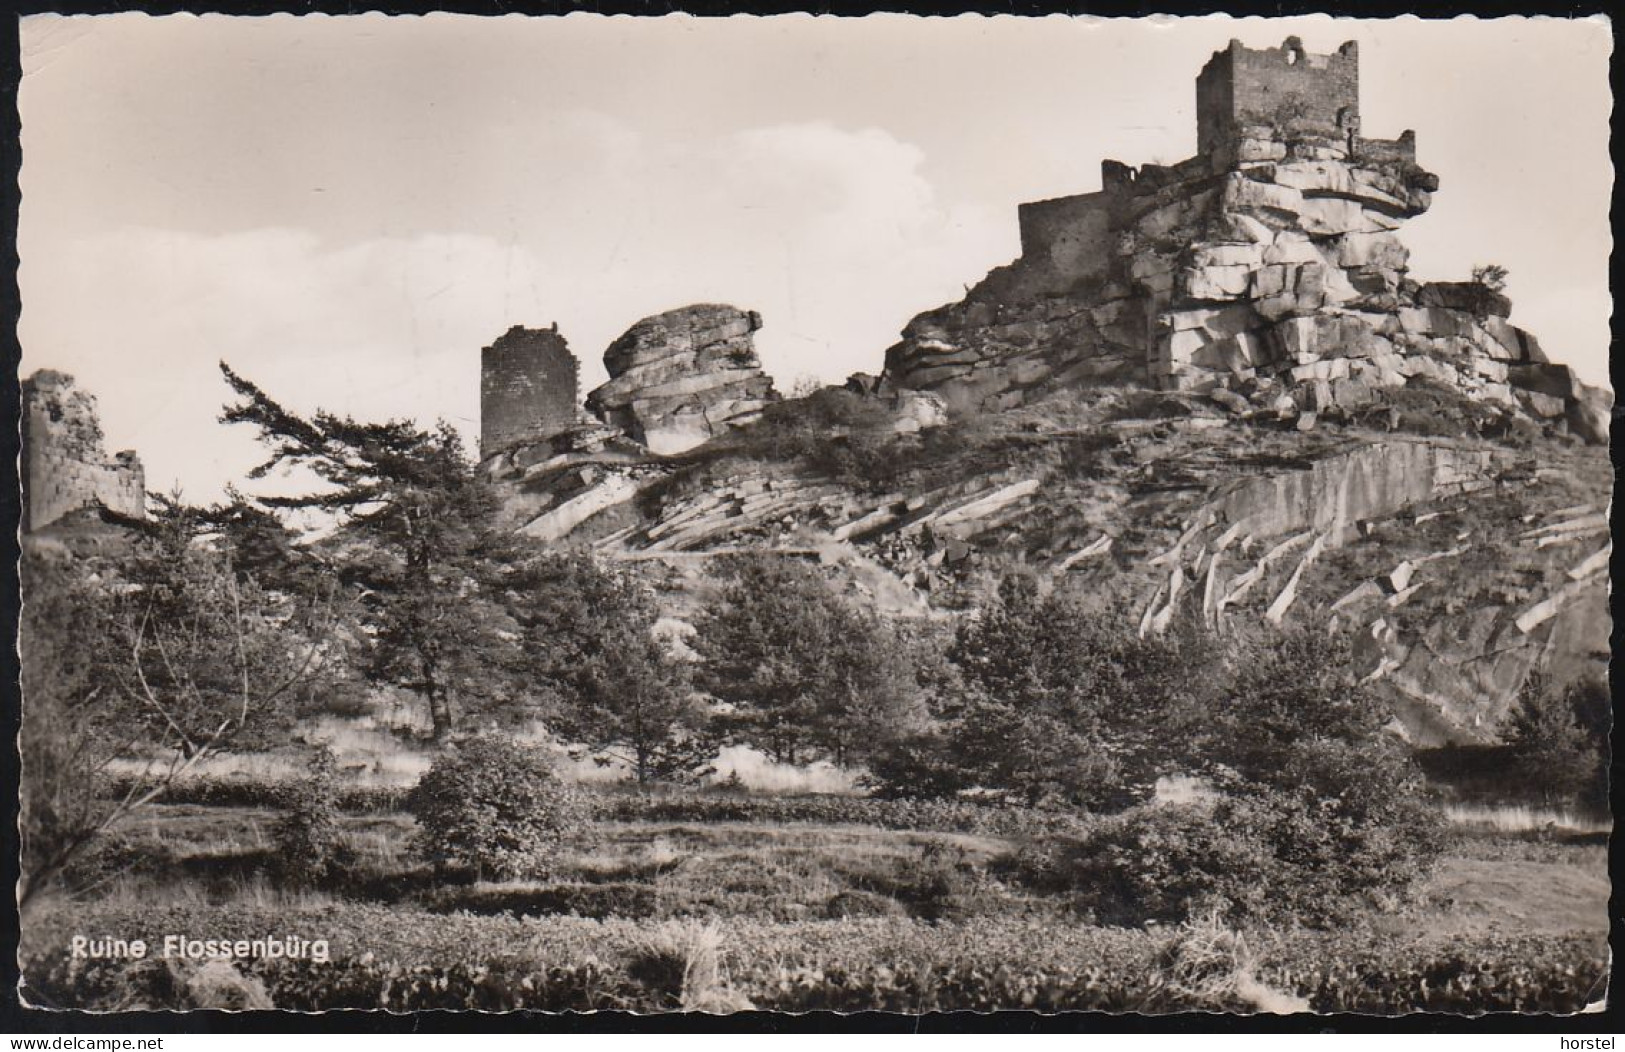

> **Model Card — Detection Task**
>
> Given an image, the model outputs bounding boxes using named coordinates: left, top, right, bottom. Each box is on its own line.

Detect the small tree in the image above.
left=693, top=554, right=925, bottom=767
left=1471, top=263, right=1510, bottom=293
left=931, top=575, right=1195, bottom=808
left=406, top=734, right=583, bottom=881
left=571, top=625, right=714, bottom=786
left=271, top=747, right=352, bottom=888
left=506, top=553, right=712, bottom=785
left=1501, top=673, right=1599, bottom=806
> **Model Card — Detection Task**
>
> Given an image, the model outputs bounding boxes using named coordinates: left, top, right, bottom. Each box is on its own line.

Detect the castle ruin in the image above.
left=1012, top=37, right=1418, bottom=303
left=22, top=370, right=146, bottom=532
left=884, top=37, right=1608, bottom=443
left=478, top=324, right=580, bottom=460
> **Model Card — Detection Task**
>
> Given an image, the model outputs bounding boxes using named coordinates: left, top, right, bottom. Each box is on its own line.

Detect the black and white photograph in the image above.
left=11, top=12, right=1613, bottom=1017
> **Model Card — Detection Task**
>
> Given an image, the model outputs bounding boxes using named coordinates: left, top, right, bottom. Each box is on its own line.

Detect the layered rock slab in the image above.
left=586, top=305, right=780, bottom=455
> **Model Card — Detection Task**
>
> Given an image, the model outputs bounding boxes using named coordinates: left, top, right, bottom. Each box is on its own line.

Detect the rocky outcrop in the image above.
left=476, top=37, right=1607, bottom=750
left=586, top=305, right=780, bottom=455
left=22, top=370, right=146, bottom=532
left=882, top=37, right=1610, bottom=443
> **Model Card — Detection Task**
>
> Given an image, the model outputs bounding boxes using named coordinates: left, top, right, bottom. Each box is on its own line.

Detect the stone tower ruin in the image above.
left=1196, top=37, right=1361, bottom=169
left=21, top=370, right=146, bottom=532
left=479, top=324, right=580, bottom=460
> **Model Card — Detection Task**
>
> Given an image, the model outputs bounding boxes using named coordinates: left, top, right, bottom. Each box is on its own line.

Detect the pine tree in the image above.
left=218, top=363, right=529, bottom=739
left=509, top=553, right=710, bottom=785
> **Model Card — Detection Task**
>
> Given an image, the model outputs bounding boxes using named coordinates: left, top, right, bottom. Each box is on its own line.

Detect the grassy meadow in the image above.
left=19, top=746, right=1611, bottom=1016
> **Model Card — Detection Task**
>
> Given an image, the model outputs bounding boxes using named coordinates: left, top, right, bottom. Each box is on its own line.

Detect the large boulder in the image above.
left=586, top=305, right=779, bottom=455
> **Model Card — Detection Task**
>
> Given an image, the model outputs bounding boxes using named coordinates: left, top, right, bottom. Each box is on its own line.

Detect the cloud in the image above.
left=19, top=119, right=1015, bottom=500
left=21, top=226, right=562, bottom=500
left=610, top=119, right=1013, bottom=381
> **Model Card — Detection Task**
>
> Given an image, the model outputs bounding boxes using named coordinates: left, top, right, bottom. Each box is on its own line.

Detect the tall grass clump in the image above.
left=1139, top=911, right=1307, bottom=1015
left=626, top=919, right=753, bottom=1012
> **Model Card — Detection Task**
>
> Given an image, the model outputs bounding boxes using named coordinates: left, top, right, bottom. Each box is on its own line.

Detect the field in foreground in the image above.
left=19, top=794, right=1610, bottom=1015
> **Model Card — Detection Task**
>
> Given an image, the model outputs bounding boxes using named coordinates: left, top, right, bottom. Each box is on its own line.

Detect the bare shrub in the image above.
left=1140, top=911, right=1307, bottom=1015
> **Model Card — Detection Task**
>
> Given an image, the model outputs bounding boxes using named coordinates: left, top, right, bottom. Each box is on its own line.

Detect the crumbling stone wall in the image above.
left=22, top=370, right=145, bottom=532
left=1017, top=189, right=1116, bottom=284
left=480, top=325, right=580, bottom=460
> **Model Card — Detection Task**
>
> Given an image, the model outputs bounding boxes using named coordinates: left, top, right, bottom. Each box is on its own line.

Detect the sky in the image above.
left=17, top=14, right=1614, bottom=502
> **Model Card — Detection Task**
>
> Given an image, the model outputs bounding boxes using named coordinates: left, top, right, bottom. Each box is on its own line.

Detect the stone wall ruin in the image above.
left=22, top=370, right=146, bottom=532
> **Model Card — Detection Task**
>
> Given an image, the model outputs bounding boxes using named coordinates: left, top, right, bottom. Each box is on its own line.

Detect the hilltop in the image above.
left=469, top=37, right=1610, bottom=747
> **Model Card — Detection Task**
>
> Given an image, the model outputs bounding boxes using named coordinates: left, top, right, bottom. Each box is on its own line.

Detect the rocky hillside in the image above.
left=883, top=114, right=1607, bottom=444
left=880, top=39, right=1607, bottom=447
left=482, top=377, right=1607, bottom=746
left=477, top=37, right=1610, bottom=748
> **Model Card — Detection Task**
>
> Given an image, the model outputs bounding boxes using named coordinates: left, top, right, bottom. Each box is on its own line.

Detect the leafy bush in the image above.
left=1025, top=803, right=1278, bottom=924
left=405, top=735, right=584, bottom=881
left=1039, top=766, right=1443, bottom=928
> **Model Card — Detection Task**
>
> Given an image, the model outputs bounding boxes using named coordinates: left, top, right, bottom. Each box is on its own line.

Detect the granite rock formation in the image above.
left=22, top=370, right=146, bottom=532
left=476, top=38, right=1608, bottom=747
left=585, top=305, right=780, bottom=455
left=883, top=37, right=1610, bottom=444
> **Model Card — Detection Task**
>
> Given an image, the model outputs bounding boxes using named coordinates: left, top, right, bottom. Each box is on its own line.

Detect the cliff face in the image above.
left=883, top=38, right=1610, bottom=445
left=22, top=370, right=146, bottom=532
